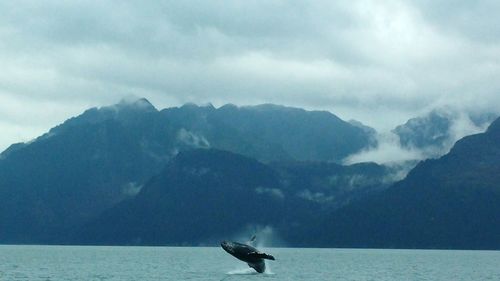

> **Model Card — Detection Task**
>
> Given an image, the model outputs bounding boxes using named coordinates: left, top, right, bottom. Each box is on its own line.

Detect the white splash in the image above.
left=226, top=268, right=258, bottom=275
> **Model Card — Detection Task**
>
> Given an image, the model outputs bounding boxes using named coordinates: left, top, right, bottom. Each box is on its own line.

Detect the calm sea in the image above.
left=0, top=245, right=498, bottom=280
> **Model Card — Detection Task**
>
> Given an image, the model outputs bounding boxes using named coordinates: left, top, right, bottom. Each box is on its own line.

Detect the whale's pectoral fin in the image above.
left=248, top=252, right=275, bottom=260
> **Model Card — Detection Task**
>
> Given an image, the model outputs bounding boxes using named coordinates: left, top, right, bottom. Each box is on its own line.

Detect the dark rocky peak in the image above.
left=391, top=108, right=499, bottom=162
left=175, top=102, right=217, bottom=117
left=49, top=98, right=159, bottom=134
left=159, top=103, right=216, bottom=131
left=393, top=109, right=454, bottom=149
left=0, top=142, right=27, bottom=158
left=88, top=97, right=157, bottom=117
left=179, top=102, right=215, bottom=110
left=231, top=103, right=342, bottom=121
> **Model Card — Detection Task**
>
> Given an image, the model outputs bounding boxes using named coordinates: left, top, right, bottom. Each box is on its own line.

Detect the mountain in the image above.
left=393, top=109, right=454, bottom=151
left=271, top=161, right=393, bottom=209
left=161, top=103, right=377, bottom=162
left=0, top=98, right=172, bottom=243
left=393, top=109, right=497, bottom=157
left=312, top=117, right=500, bottom=249
left=79, top=149, right=287, bottom=245
left=78, top=149, right=393, bottom=246
left=0, top=98, right=377, bottom=244
left=6, top=98, right=497, bottom=248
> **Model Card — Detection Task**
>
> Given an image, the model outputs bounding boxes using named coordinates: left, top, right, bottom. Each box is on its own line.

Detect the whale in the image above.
left=221, top=238, right=275, bottom=273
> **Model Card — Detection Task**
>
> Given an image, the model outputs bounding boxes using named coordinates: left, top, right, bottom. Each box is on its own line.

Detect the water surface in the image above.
left=0, top=245, right=498, bottom=280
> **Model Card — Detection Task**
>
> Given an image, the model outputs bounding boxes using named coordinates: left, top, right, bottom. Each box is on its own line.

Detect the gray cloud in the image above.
left=1, top=0, right=500, bottom=151
left=416, top=1, right=500, bottom=43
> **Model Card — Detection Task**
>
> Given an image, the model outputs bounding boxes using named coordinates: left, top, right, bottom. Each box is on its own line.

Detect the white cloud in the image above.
left=122, top=182, right=143, bottom=197
left=343, top=107, right=494, bottom=170
left=448, top=112, right=491, bottom=146
left=1, top=0, right=500, bottom=151
left=343, top=132, right=426, bottom=165
left=255, top=186, right=285, bottom=199
left=176, top=128, right=210, bottom=148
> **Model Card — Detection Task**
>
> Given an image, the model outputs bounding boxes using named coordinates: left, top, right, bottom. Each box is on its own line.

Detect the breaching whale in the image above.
left=221, top=236, right=275, bottom=273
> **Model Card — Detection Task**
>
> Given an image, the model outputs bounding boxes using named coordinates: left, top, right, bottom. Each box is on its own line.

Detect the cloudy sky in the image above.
left=1, top=0, right=500, bottom=151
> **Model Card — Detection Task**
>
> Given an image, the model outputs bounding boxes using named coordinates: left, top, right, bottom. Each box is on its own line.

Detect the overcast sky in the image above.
left=1, top=0, right=500, bottom=151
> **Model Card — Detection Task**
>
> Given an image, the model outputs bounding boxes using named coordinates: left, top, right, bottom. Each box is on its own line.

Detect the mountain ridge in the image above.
left=1, top=98, right=498, bottom=249
left=0, top=98, right=379, bottom=244
left=311, top=117, right=500, bottom=249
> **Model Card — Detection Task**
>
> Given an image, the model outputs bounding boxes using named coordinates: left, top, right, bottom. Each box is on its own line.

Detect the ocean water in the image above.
left=0, top=245, right=498, bottom=281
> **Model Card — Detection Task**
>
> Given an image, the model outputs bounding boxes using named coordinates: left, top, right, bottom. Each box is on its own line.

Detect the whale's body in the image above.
left=221, top=240, right=275, bottom=273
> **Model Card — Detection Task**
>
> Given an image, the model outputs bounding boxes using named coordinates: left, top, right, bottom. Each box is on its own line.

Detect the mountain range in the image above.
left=313, top=118, right=500, bottom=249
left=0, top=98, right=377, bottom=244
left=78, top=149, right=395, bottom=246
left=0, top=98, right=498, bottom=249
left=393, top=108, right=497, bottom=158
